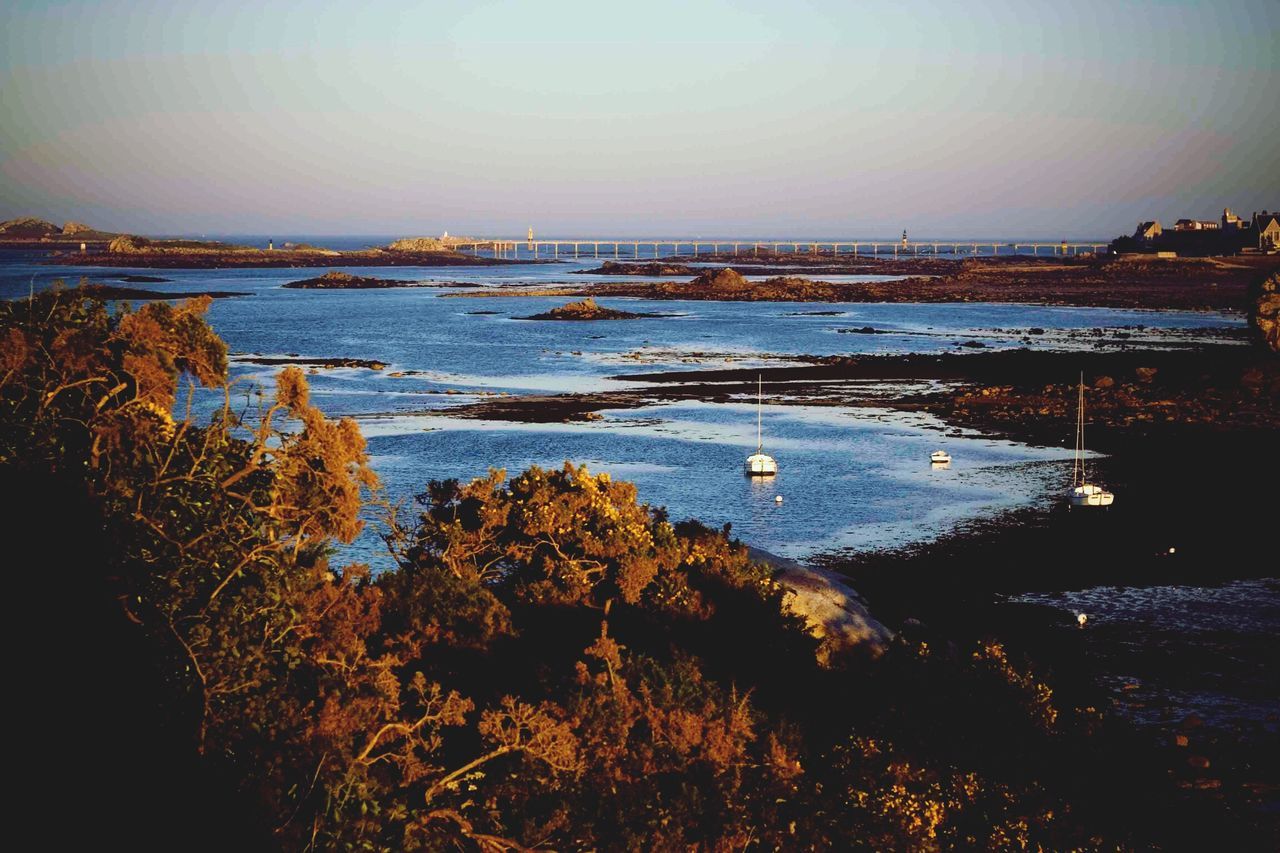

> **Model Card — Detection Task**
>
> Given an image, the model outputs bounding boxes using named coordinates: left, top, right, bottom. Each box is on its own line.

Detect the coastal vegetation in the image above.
left=0, top=216, right=518, bottom=269
left=0, top=215, right=120, bottom=243
left=3, top=285, right=1253, bottom=850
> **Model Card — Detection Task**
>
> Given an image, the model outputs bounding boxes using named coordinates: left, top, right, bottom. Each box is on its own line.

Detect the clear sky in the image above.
left=2, top=0, right=1277, bottom=239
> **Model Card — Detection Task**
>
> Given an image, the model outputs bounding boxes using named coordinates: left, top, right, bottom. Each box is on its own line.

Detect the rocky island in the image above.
left=579, top=260, right=697, bottom=276
left=6, top=220, right=532, bottom=269
left=283, top=271, right=417, bottom=289
left=519, top=297, right=663, bottom=321
left=73, top=282, right=251, bottom=300
left=0, top=216, right=121, bottom=248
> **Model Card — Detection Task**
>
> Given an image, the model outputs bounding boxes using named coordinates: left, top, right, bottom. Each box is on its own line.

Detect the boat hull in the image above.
left=745, top=453, right=777, bottom=476
left=1069, top=484, right=1114, bottom=507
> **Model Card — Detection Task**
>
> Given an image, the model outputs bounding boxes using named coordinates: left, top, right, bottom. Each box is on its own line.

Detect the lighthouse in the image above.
left=527, top=226, right=534, bottom=249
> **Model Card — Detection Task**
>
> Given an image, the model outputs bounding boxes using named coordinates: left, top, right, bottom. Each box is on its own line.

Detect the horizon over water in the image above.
left=187, top=232, right=1117, bottom=251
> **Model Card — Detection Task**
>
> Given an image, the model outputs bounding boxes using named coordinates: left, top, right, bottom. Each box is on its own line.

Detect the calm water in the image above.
left=0, top=253, right=1243, bottom=566
left=1014, top=579, right=1280, bottom=733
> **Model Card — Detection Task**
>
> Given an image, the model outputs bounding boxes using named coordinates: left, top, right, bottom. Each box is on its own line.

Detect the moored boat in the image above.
left=745, top=375, right=777, bottom=476
left=1068, top=374, right=1114, bottom=508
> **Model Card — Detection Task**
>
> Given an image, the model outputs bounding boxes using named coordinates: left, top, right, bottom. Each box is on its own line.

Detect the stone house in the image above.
left=1133, top=221, right=1162, bottom=242
left=1254, top=211, right=1280, bottom=252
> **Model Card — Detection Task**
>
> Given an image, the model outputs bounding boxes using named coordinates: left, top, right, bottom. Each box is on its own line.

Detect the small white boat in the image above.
left=745, top=375, right=777, bottom=476
left=930, top=449, right=951, bottom=465
left=1068, top=374, right=1114, bottom=508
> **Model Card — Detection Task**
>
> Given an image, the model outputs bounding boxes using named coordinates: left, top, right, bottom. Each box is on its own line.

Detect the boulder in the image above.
left=1094, top=375, right=1115, bottom=389
left=1135, top=366, right=1158, bottom=383
left=61, top=221, right=93, bottom=235
left=747, top=546, right=893, bottom=665
left=107, top=235, right=150, bottom=253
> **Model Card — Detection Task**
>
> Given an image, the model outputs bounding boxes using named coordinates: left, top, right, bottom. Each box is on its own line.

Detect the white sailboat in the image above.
left=1068, top=373, right=1114, bottom=508
left=744, top=375, right=778, bottom=476
left=930, top=449, right=951, bottom=465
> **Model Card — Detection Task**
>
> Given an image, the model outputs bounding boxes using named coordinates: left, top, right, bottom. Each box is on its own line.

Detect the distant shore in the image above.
left=45, top=246, right=529, bottom=269
left=454, top=253, right=1280, bottom=311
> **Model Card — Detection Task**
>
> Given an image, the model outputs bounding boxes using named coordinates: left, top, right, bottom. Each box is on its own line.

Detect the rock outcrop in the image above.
left=61, top=221, right=93, bottom=235
left=108, top=235, right=149, bottom=253
left=691, top=267, right=751, bottom=291
left=283, top=270, right=415, bottom=289
left=585, top=261, right=695, bottom=276
left=748, top=547, right=893, bottom=664
left=1251, top=272, right=1280, bottom=354
left=0, top=217, right=60, bottom=238
left=387, top=237, right=453, bottom=252
left=522, top=297, right=658, bottom=321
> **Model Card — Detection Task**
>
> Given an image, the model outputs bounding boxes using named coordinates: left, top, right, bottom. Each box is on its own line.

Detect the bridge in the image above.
left=456, top=238, right=1111, bottom=260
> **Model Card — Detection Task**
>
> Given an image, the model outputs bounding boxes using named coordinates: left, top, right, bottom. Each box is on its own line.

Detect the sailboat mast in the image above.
left=757, top=375, right=763, bottom=453
left=1075, top=372, right=1086, bottom=486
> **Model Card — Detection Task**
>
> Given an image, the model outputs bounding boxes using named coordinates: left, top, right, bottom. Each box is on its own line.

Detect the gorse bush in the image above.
left=1, top=286, right=1189, bottom=850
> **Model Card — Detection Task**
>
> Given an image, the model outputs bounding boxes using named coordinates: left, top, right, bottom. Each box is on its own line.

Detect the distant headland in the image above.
left=0, top=217, right=528, bottom=268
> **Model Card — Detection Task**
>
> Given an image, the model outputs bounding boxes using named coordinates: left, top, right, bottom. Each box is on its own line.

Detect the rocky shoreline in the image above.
left=461, top=253, right=1280, bottom=310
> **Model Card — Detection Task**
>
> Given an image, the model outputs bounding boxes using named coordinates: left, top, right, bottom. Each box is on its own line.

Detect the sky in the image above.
left=2, top=0, right=1278, bottom=239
